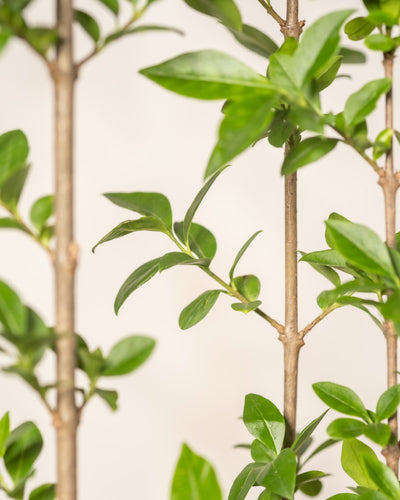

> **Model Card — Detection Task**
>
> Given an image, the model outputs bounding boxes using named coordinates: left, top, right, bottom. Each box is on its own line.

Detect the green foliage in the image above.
left=343, top=79, right=392, bottom=128
left=74, top=10, right=101, bottom=42
left=313, top=382, right=369, bottom=420
left=243, top=394, right=285, bottom=455
left=140, top=50, right=271, bottom=100
left=171, top=444, right=222, bottom=500
left=183, top=0, right=242, bottom=30
left=102, top=336, right=156, bottom=376
left=179, top=290, right=222, bottom=330
left=281, top=137, right=338, bottom=175
left=206, top=94, right=277, bottom=177
left=341, top=439, right=378, bottom=489
left=4, top=421, right=42, bottom=485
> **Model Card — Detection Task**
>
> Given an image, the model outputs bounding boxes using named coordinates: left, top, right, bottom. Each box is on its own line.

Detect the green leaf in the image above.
left=232, top=275, right=260, bottom=301
left=93, top=217, right=170, bottom=252
left=104, top=192, right=172, bottom=230
left=206, top=93, right=277, bottom=177
left=94, top=388, right=118, bottom=411
left=231, top=300, right=261, bottom=313
left=365, top=34, right=396, bottom=52
left=105, top=25, right=184, bottom=44
left=228, top=463, right=267, bottom=500
left=315, top=56, right=342, bottom=92
left=373, top=128, right=393, bottom=160
left=229, top=231, right=262, bottom=281
left=313, top=382, right=369, bottom=420
left=97, top=0, right=119, bottom=14
left=74, top=10, right=100, bottom=42
left=171, top=444, right=222, bottom=500
left=183, top=168, right=225, bottom=241
left=4, top=0, right=32, bottom=11
left=25, top=28, right=59, bottom=55
left=339, top=47, right=367, bottom=64
left=381, top=289, right=400, bottom=322
left=0, top=27, right=12, bottom=53
left=139, top=50, right=271, bottom=100
left=78, top=347, right=105, bottom=379
left=327, top=418, right=367, bottom=439
left=296, top=470, right=328, bottom=486
left=114, top=253, right=207, bottom=313
left=243, top=394, right=285, bottom=454
left=4, top=422, right=43, bottom=484
left=267, top=110, right=294, bottom=148
left=294, top=10, right=353, bottom=86
left=0, top=218, right=24, bottom=230
left=344, top=78, right=392, bottom=127
left=158, top=252, right=210, bottom=272
left=363, top=423, right=391, bottom=446
left=174, top=222, right=217, bottom=260
left=228, top=24, right=278, bottom=58
left=376, top=384, right=400, bottom=421
left=261, top=449, right=296, bottom=500
left=179, top=290, right=222, bottom=330
left=102, top=336, right=155, bottom=376
left=281, top=137, right=338, bottom=175
left=258, top=491, right=280, bottom=500
left=29, top=484, right=56, bottom=500
left=345, top=17, right=375, bottom=41
left=299, top=480, right=323, bottom=497
left=341, top=438, right=378, bottom=488
left=0, top=412, right=10, bottom=457
left=291, top=410, right=328, bottom=454
left=380, top=0, right=400, bottom=19
left=30, top=195, right=54, bottom=233
left=183, top=0, right=241, bottom=30
left=0, top=164, right=29, bottom=210
left=251, top=440, right=276, bottom=463
left=299, top=251, right=342, bottom=287
left=304, top=438, right=339, bottom=464
left=363, top=455, right=400, bottom=500
left=114, top=257, right=160, bottom=313
left=0, top=130, right=29, bottom=189
left=327, top=495, right=358, bottom=500
left=325, top=219, right=395, bottom=279
left=0, top=281, right=27, bottom=335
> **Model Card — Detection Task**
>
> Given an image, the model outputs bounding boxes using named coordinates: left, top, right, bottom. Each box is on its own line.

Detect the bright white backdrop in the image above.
left=0, top=0, right=397, bottom=498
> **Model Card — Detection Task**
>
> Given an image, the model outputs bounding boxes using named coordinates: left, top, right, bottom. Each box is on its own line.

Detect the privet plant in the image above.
left=0, top=0, right=183, bottom=499
left=93, top=0, right=400, bottom=498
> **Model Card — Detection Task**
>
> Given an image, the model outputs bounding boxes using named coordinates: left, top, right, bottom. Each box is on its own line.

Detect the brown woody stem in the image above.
left=53, top=1, right=78, bottom=499
left=380, top=51, right=399, bottom=476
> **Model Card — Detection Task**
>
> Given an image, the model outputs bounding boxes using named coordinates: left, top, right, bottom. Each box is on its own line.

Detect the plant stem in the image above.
left=53, top=1, right=78, bottom=499
left=281, top=0, right=303, bottom=447
left=380, top=51, right=400, bottom=476
left=170, top=234, right=284, bottom=333
left=75, top=8, right=144, bottom=72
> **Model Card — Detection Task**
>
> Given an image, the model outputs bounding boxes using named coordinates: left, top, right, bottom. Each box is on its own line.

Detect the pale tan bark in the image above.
left=53, top=1, right=78, bottom=498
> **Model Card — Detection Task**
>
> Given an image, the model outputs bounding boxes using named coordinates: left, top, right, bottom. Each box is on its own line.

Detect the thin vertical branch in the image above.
left=281, top=0, right=303, bottom=447
left=380, top=52, right=399, bottom=476
left=53, top=1, right=78, bottom=499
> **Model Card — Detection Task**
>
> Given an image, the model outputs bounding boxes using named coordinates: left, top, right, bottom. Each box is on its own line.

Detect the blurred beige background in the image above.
left=0, top=0, right=397, bottom=498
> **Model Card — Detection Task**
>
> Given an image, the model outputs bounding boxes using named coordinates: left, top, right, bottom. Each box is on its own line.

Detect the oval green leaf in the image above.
left=102, top=335, right=155, bottom=376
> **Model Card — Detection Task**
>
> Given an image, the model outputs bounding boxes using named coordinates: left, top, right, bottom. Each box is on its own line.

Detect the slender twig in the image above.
left=171, top=235, right=284, bottom=333
left=256, top=0, right=285, bottom=26
left=53, top=1, right=78, bottom=499
left=299, top=304, right=340, bottom=339
left=333, top=130, right=382, bottom=175
left=0, top=202, right=54, bottom=259
left=75, top=9, right=144, bottom=71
